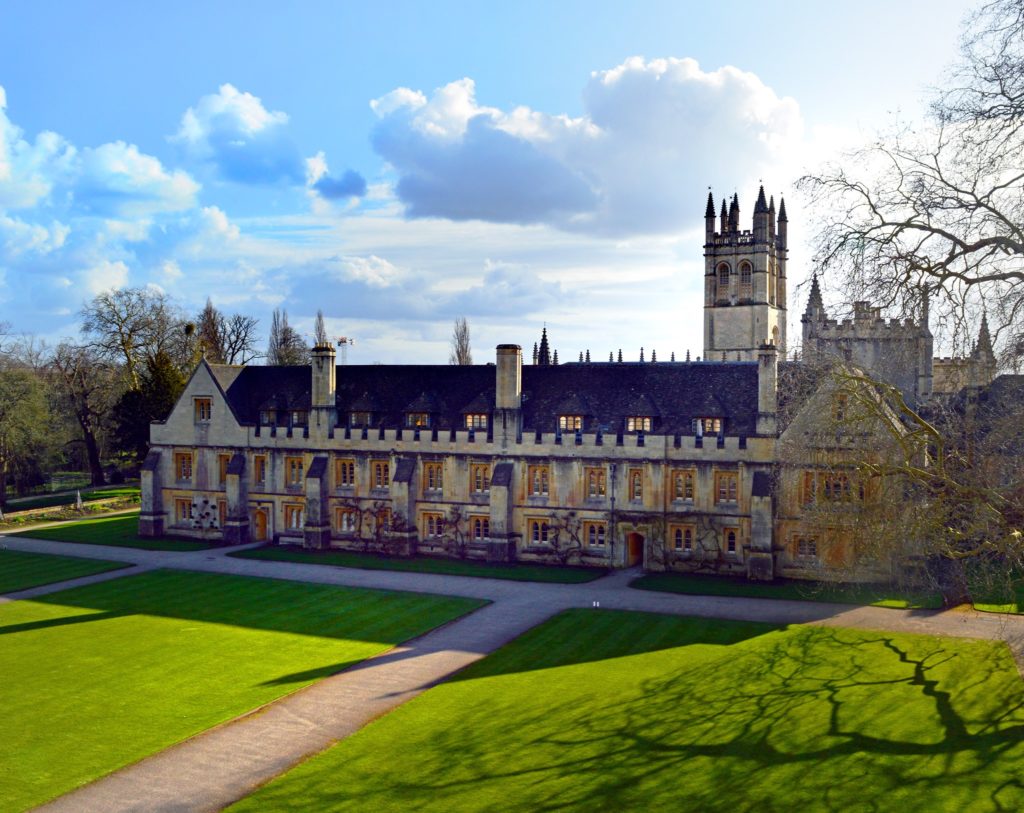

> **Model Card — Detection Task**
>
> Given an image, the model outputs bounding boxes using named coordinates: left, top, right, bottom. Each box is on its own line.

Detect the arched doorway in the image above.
left=626, top=532, right=644, bottom=567
left=252, top=508, right=269, bottom=542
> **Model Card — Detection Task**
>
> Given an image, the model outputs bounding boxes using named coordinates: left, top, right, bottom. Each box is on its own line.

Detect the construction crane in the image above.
left=336, top=336, right=355, bottom=365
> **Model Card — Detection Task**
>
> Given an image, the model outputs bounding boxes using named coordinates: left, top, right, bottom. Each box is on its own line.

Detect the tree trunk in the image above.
left=78, top=416, right=106, bottom=486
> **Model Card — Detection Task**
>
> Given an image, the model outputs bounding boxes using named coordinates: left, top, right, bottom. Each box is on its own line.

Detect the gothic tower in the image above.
left=703, top=187, right=788, bottom=361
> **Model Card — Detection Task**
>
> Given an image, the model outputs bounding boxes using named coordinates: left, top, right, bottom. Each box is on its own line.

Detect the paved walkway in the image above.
left=4, top=534, right=1024, bottom=813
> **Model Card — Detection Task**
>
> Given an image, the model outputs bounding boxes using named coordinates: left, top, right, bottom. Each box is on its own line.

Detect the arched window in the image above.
left=726, top=529, right=737, bottom=554
left=674, top=528, right=683, bottom=550
left=717, top=264, right=730, bottom=300
left=739, top=262, right=752, bottom=298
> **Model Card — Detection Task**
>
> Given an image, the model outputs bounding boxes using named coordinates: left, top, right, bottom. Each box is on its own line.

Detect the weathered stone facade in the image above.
left=139, top=185, right=1003, bottom=580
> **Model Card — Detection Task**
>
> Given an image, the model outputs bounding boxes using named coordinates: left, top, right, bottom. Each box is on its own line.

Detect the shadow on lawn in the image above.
left=0, top=610, right=123, bottom=636
left=304, top=618, right=1024, bottom=812
left=17, top=569, right=484, bottom=646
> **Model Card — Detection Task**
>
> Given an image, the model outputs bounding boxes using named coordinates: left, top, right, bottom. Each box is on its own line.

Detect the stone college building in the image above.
left=139, top=187, right=997, bottom=579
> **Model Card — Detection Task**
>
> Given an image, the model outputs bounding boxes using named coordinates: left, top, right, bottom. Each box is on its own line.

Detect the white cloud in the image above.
left=371, top=58, right=804, bottom=236
left=82, top=259, right=129, bottom=295
left=171, top=83, right=305, bottom=184
left=76, top=141, right=199, bottom=217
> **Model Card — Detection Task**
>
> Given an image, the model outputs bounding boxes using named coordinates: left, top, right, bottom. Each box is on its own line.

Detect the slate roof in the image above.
left=218, top=361, right=762, bottom=435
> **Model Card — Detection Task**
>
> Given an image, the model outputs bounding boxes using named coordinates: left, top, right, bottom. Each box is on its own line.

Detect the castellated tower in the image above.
left=801, top=278, right=934, bottom=409
left=703, top=187, right=788, bottom=361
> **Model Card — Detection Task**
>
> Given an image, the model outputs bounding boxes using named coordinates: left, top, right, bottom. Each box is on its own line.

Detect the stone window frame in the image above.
left=628, top=468, right=643, bottom=502
left=335, top=458, right=356, bottom=488
left=672, top=468, right=696, bottom=502
left=795, top=535, right=819, bottom=560
left=528, top=464, right=550, bottom=497
left=217, top=453, right=231, bottom=487
left=465, top=413, right=488, bottom=429
left=423, top=462, right=443, bottom=493
left=252, top=454, right=267, bottom=487
left=584, top=467, right=607, bottom=498
left=470, top=463, right=491, bottom=494
left=174, top=451, right=193, bottom=482
left=285, top=456, right=304, bottom=487
left=422, top=512, right=444, bottom=538
left=528, top=518, right=550, bottom=544
left=174, top=498, right=193, bottom=524
left=714, top=471, right=738, bottom=504
left=724, top=527, right=739, bottom=556
left=584, top=521, right=607, bottom=548
left=194, top=397, right=212, bottom=423
left=669, top=523, right=695, bottom=553
left=284, top=502, right=304, bottom=531
left=371, top=460, right=390, bottom=489
left=471, top=515, right=489, bottom=541
left=335, top=507, right=358, bottom=533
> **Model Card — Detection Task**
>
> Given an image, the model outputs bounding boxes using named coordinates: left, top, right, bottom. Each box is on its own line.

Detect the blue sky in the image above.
left=0, top=0, right=976, bottom=362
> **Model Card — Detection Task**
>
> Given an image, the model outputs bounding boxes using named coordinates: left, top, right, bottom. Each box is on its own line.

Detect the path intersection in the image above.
left=4, top=534, right=1023, bottom=813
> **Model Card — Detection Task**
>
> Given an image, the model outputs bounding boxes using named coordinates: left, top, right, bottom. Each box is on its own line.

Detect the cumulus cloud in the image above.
left=172, top=83, right=306, bottom=184
left=76, top=141, right=199, bottom=217
left=305, top=150, right=367, bottom=202
left=371, top=58, right=804, bottom=235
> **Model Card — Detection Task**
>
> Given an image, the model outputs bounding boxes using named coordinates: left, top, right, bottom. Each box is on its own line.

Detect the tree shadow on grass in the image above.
left=284, top=615, right=1024, bottom=813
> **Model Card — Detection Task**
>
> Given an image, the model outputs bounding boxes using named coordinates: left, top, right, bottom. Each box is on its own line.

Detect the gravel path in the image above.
left=4, top=533, right=1022, bottom=813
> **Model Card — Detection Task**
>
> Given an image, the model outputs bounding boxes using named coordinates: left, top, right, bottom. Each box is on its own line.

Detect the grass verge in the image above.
left=630, top=571, right=944, bottom=609
left=5, top=486, right=141, bottom=512
left=0, top=569, right=484, bottom=812
left=232, top=544, right=608, bottom=583
left=228, top=608, right=1024, bottom=813
left=7, top=512, right=211, bottom=551
left=0, top=549, right=130, bottom=593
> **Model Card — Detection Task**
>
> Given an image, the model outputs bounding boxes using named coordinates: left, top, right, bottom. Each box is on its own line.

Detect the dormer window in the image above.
left=694, top=417, right=722, bottom=435
left=290, top=410, right=308, bottom=427
left=465, top=413, right=488, bottom=429
left=626, top=416, right=652, bottom=432
left=350, top=411, right=372, bottom=427
left=407, top=412, right=431, bottom=428
left=559, top=415, right=583, bottom=431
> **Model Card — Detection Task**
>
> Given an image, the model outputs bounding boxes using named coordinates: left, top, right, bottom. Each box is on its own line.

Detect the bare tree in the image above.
left=313, top=310, right=329, bottom=346
left=448, top=317, right=472, bottom=365
left=222, top=313, right=261, bottom=364
left=799, top=0, right=1024, bottom=362
left=80, top=288, right=185, bottom=388
left=780, top=364, right=1024, bottom=604
left=49, top=343, right=116, bottom=487
left=195, top=298, right=226, bottom=363
left=266, top=309, right=309, bottom=365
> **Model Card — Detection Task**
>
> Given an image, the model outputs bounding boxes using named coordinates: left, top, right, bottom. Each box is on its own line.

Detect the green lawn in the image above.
left=6, top=486, right=141, bottom=512
left=228, top=609, right=1024, bottom=813
left=0, top=569, right=484, bottom=812
left=0, top=549, right=130, bottom=593
left=7, top=512, right=211, bottom=551
left=631, top=571, right=944, bottom=609
left=232, top=545, right=608, bottom=583
left=973, top=584, right=1024, bottom=614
